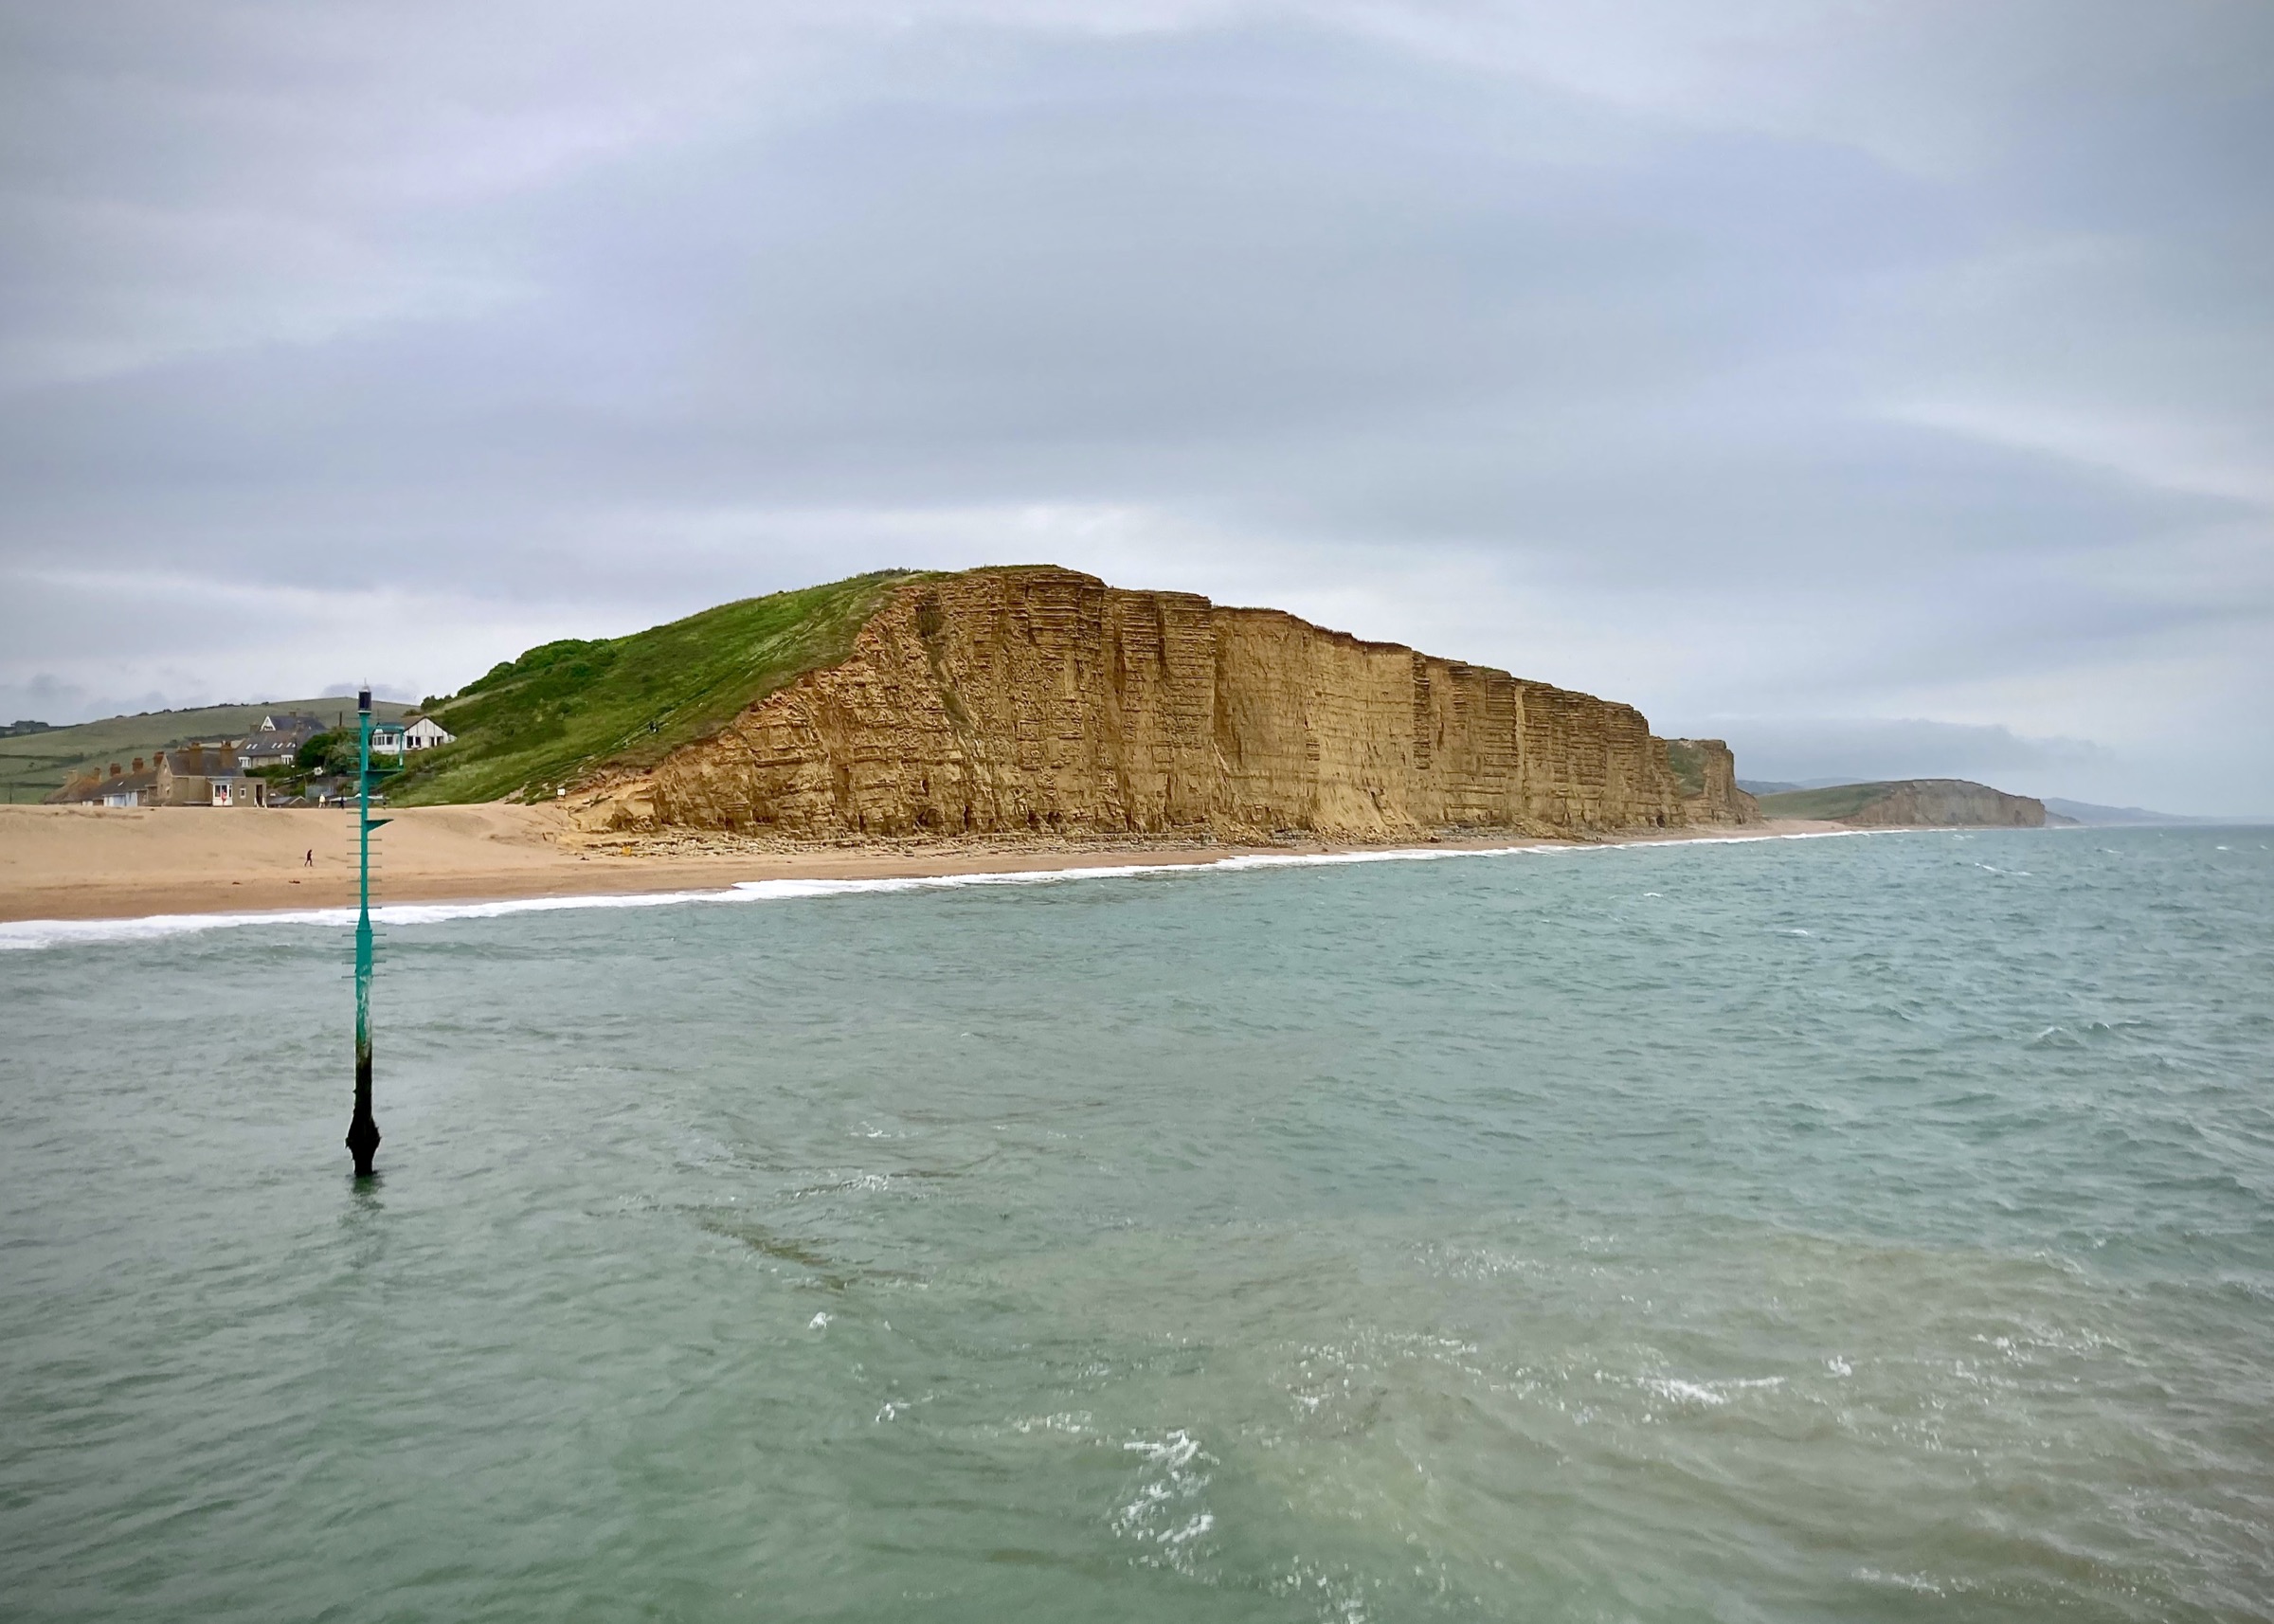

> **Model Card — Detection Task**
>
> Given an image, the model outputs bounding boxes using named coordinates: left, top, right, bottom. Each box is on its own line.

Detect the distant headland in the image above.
left=1749, top=779, right=2048, bottom=828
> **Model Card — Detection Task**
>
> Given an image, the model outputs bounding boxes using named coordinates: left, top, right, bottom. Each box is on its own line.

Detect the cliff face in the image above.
left=571, top=567, right=1759, bottom=839
left=1662, top=737, right=1758, bottom=826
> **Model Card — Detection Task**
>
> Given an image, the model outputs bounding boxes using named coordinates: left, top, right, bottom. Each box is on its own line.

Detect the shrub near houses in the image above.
left=260, top=724, right=423, bottom=804
left=238, top=731, right=358, bottom=804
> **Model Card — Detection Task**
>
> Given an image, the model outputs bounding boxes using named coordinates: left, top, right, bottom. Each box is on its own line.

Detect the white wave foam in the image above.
left=1643, top=1374, right=1787, bottom=1407
left=0, top=886, right=748, bottom=951
left=0, top=827, right=1871, bottom=952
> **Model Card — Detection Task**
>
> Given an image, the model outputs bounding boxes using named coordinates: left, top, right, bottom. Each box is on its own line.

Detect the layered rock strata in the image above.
left=571, top=567, right=1759, bottom=839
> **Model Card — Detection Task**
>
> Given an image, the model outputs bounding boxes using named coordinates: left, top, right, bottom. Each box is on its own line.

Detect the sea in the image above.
left=2, top=827, right=2269, bottom=1622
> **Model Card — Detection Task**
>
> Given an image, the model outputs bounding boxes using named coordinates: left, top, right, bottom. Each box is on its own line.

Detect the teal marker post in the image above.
left=346, top=686, right=387, bottom=1177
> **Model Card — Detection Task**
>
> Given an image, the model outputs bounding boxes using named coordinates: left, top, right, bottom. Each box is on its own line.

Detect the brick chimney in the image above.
left=109, top=763, right=121, bottom=777
left=133, top=757, right=144, bottom=772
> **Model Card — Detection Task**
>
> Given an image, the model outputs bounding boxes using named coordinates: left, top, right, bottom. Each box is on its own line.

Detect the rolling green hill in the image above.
left=388, top=570, right=914, bottom=806
left=0, top=696, right=415, bottom=803
left=1749, top=782, right=1890, bottom=821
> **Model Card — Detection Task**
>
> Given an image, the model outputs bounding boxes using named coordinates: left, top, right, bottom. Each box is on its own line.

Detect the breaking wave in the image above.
left=0, top=828, right=1867, bottom=951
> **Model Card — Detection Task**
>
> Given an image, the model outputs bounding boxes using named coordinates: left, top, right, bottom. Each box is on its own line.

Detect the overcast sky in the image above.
left=3, top=1, right=2268, bottom=810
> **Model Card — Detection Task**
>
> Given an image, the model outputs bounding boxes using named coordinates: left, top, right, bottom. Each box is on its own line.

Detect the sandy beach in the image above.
left=0, top=803, right=1848, bottom=924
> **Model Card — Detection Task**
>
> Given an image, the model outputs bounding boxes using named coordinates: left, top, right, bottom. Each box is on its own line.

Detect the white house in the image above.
left=403, top=716, right=456, bottom=750
left=370, top=723, right=406, bottom=757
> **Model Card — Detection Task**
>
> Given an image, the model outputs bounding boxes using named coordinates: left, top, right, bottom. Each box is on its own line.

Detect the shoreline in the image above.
left=0, top=803, right=1856, bottom=929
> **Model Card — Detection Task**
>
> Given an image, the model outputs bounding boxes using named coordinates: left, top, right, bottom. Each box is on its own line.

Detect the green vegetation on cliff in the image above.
left=1750, top=783, right=1891, bottom=821
left=1663, top=740, right=1708, bottom=800
left=388, top=571, right=913, bottom=805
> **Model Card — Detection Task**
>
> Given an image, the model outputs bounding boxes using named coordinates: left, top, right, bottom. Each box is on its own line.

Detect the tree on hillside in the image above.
left=295, top=732, right=361, bottom=775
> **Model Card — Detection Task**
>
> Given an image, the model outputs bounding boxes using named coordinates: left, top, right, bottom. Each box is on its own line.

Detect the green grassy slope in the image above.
left=0, top=697, right=416, bottom=803
left=1662, top=740, right=1706, bottom=800
left=388, top=570, right=915, bottom=806
left=1751, top=783, right=1892, bottom=821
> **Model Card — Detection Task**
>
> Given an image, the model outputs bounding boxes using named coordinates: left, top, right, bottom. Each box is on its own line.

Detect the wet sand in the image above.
left=0, top=803, right=1848, bottom=924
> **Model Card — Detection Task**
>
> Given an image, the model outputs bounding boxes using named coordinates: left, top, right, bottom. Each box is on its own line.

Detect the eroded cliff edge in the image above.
left=569, top=567, right=1760, bottom=840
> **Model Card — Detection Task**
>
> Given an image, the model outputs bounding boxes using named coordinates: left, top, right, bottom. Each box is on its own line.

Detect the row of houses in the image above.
left=48, top=711, right=457, bottom=808
left=238, top=710, right=455, bottom=766
left=63, top=744, right=268, bottom=808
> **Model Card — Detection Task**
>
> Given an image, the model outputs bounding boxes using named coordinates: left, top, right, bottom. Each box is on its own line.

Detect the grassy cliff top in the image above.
left=388, top=570, right=914, bottom=806
left=1749, top=783, right=1898, bottom=821
left=1662, top=740, right=1708, bottom=800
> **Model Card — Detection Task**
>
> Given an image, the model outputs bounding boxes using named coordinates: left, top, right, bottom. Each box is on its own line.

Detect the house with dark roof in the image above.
left=50, top=757, right=162, bottom=806
left=46, top=745, right=265, bottom=807
left=153, top=744, right=266, bottom=806
left=238, top=712, right=325, bottom=771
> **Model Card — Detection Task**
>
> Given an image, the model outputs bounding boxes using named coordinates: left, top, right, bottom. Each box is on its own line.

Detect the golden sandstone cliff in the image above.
left=570, top=567, right=1760, bottom=841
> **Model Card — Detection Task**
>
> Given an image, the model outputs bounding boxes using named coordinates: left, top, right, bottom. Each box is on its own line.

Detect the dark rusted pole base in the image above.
left=347, top=1050, right=381, bottom=1177
left=348, top=686, right=382, bottom=1180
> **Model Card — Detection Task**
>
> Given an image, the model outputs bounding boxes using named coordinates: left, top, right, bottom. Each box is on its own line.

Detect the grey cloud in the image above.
left=1713, top=717, right=2108, bottom=791
left=0, top=674, right=173, bottom=730
left=319, top=681, right=420, bottom=703
left=0, top=2, right=2267, bottom=807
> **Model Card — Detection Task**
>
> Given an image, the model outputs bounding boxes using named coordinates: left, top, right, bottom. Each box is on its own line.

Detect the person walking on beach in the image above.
left=305, top=848, right=314, bottom=868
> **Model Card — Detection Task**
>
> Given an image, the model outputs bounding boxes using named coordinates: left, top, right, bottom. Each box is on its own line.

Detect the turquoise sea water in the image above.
left=2, top=827, right=2270, bottom=1621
